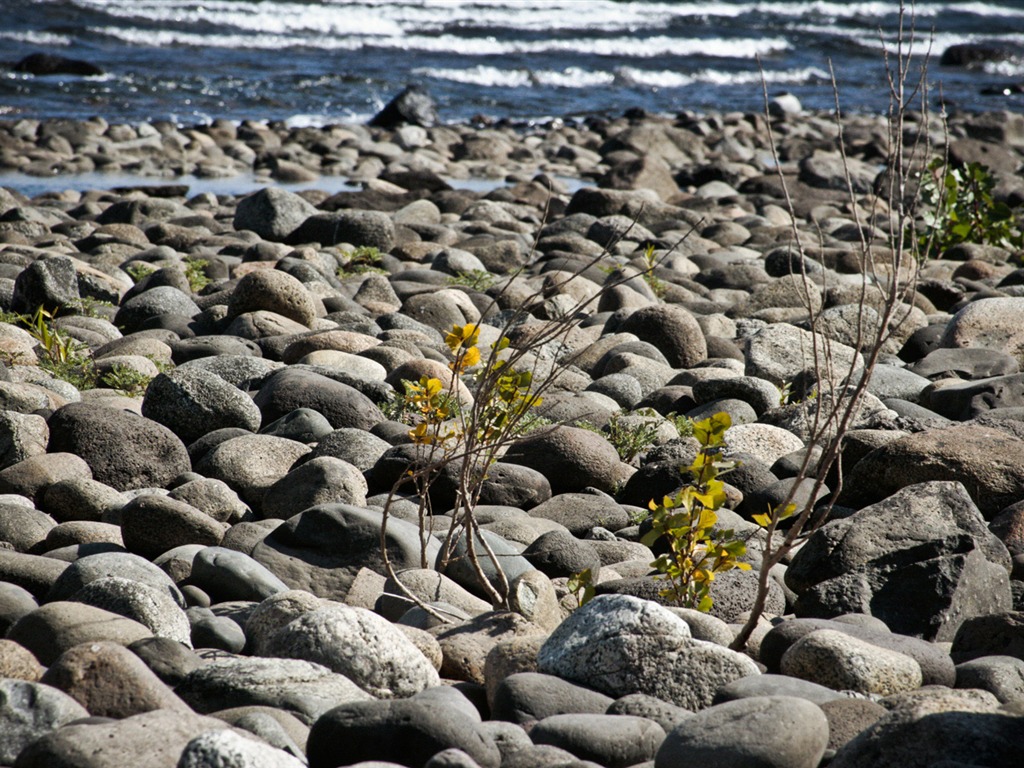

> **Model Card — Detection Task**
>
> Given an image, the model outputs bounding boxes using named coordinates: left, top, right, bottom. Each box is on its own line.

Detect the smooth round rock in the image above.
left=781, top=629, right=923, bottom=696
left=654, top=695, right=829, bottom=768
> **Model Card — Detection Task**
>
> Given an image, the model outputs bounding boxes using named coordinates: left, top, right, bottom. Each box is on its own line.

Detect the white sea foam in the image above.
left=89, top=24, right=790, bottom=60
left=69, top=0, right=1024, bottom=35
left=413, top=65, right=616, bottom=89
left=415, top=63, right=828, bottom=91
left=618, top=65, right=830, bottom=89
left=0, top=30, right=72, bottom=46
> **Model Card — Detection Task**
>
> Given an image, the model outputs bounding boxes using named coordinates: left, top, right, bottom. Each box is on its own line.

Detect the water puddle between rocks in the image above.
left=0, top=171, right=591, bottom=200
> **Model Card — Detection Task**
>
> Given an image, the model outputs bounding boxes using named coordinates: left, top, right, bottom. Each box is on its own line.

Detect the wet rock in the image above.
left=369, top=84, right=440, bottom=128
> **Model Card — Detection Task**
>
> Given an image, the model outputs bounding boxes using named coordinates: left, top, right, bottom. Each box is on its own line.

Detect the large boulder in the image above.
left=142, top=366, right=262, bottom=445
left=0, top=678, right=88, bottom=765
left=264, top=603, right=440, bottom=698
left=843, top=425, right=1024, bottom=518
left=47, top=402, right=190, bottom=491
left=227, top=269, right=318, bottom=326
left=537, top=594, right=760, bottom=711
left=654, top=695, right=829, bottom=768
left=503, top=426, right=626, bottom=496
left=254, top=368, right=385, bottom=430
left=306, top=694, right=501, bottom=768
left=788, top=481, right=1012, bottom=641
left=233, top=188, right=318, bottom=242
left=618, top=304, right=707, bottom=369
left=193, top=433, right=311, bottom=511
left=829, top=696, right=1024, bottom=768
left=14, top=707, right=269, bottom=767
left=940, top=296, right=1024, bottom=366
left=251, top=503, right=439, bottom=600
left=369, top=84, right=439, bottom=128
left=176, top=657, right=372, bottom=725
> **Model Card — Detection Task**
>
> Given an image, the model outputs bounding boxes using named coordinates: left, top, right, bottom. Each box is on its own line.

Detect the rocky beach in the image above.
left=0, top=92, right=1022, bottom=768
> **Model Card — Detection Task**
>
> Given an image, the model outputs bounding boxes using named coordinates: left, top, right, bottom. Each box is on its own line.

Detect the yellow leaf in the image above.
left=446, top=323, right=480, bottom=352
left=751, top=512, right=772, bottom=528
left=735, top=562, right=752, bottom=571
left=462, top=346, right=481, bottom=368
left=423, top=378, right=443, bottom=397
left=696, top=508, right=718, bottom=531
left=409, top=422, right=433, bottom=444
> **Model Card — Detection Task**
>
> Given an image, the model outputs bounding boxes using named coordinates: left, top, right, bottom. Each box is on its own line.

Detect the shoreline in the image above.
left=1, top=103, right=1019, bottom=199
left=0, top=94, right=1022, bottom=764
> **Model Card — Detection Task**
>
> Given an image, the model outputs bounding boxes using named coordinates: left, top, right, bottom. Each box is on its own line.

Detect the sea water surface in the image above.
left=2, top=0, right=1024, bottom=128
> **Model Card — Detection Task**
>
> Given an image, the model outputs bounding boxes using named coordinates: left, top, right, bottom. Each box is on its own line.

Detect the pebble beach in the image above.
left=0, top=90, right=1021, bottom=767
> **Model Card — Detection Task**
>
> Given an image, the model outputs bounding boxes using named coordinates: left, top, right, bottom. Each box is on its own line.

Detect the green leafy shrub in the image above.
left=337, top=246, right=387, bottom=278
left=641, top=412, right=750, bottom=611
left=917, top=158, right=1024, bottom=258
left=566, top=568, right=596, bottom=608
left=100, top=363, right=153, bottom=397
left=447, top=270, right=497, bottom=291
left=184, top=257, right=211, bottom=293
left=385, top=321, right=549, bottom=606
left=125, top=262, right=157, bottom=283
left=640, top=243, right=668, bottom=299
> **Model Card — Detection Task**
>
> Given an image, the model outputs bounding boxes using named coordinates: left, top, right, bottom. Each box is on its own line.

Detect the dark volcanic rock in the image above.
left=14, top=52, right=103, bottom=76
left=47, top=403, right=191, bottom=491
left=369, top=84, right=440, bottom=128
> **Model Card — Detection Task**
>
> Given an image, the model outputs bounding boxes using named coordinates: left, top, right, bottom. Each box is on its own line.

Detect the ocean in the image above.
left=2, top=0, right=1024, bottom=127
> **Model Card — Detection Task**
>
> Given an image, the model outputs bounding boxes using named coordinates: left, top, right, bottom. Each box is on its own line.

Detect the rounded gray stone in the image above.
left=265, top=602, right=440, bottom=698
left=781, top=629, right=923, bottom=696
left=177, top=729, right=305, bottom=768
left=142, top=366, right=262, bottom=445
left=537, top=594, right=760, bottom=710
left=69, top=575, right=191, bottom=645
left=176, top=656, right=372, bottom=725
left=654, top=695, right=829, bottom=768
left=0, top=678, right=89, bottom=765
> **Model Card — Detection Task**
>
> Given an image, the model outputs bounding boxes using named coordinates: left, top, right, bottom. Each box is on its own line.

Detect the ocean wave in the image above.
left=0, top=30, right=73, bottom=46
left=71, top=0, right=404, bottom=37
left=413, top=65, right=616, bottom=89
left=88, top=25, right=790, bottom=59
left=415, top=64, right=829, bottom=91
left=69, top=0, right=1024, bottom=36
left=618, top=66, right=831, bottom=88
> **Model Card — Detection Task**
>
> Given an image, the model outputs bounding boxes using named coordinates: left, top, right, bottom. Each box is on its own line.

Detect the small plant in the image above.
left=100, top=364, right=153, bottom=397
left=383, top=321, right=547, bottom=607
left=586, top=409, right=663, bottom=463
left=665, top=411, right=693, bottom=439
left=641, top=412, right=750, bottom=612
left=337, top=246, right=388, bottom=278
left=184, top=257, right=211, bottom=293
left=640, top=243, right=668, bottom=299
left=68, top=297, right=117, bottom=318
left=447, top=270, right=497, bottom=291
left=125, top=262, right=157, bottom=284
left=916, top=158, right=1024, bottom=258
left=566, top=568, right=596, bottom=608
